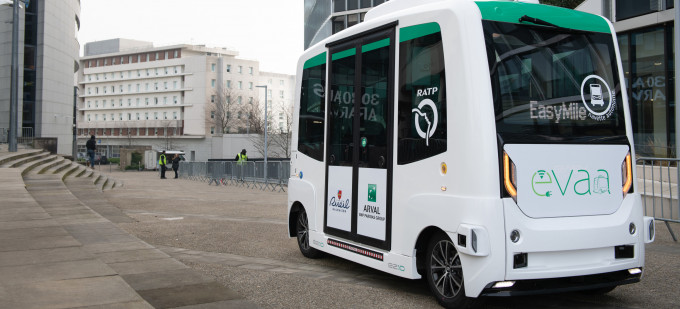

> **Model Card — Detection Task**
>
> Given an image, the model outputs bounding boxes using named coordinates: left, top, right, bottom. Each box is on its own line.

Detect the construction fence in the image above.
left=179, top=160, right=290, bottom=192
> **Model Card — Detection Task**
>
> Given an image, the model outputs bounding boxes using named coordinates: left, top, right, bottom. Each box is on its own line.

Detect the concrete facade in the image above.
left=0, top=0, right=81, bottom=156
left=77, top=39, right=295, bottom=161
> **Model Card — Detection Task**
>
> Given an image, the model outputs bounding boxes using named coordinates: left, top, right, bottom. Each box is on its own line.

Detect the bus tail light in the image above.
left=622, top=152, right=632, bottom=197
left=504, top=152, right=517, bottom=203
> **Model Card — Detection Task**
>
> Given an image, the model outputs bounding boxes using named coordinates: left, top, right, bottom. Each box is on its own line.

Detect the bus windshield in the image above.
left=483, top=21, right=627, bottom=143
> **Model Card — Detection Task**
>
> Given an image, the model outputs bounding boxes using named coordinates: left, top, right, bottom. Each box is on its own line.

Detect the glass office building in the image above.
left=304, top=0, right=389, bottom=49
left=579, top=0, right=677, bottom=157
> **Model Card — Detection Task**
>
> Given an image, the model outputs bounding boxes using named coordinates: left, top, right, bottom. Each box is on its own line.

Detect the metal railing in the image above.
left=179, top=160, right=290, bottom=192
left=637, top=157, right=679, bottom=241
left=0, top=127, right=33, bottom=145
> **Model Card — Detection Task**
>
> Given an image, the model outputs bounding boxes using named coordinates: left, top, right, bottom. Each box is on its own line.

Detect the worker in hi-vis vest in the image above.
left=236, top=149, right=247, bottom=165
left=159, top=150, right=167, bottom=179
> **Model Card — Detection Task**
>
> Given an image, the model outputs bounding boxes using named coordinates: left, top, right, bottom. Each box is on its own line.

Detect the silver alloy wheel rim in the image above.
left=430, top=239, right=463, bottom=298
left=297, top=211, right=310, bottom=250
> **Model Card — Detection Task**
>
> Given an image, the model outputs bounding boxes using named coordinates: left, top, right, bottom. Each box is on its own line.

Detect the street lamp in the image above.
left=2, top=0, right=24, bottom=152
left=255, top=85, right=268, bottom=186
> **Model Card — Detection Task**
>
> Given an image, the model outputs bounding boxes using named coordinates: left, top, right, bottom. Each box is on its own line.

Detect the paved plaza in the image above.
left=1, top=147, right=679, bottom=308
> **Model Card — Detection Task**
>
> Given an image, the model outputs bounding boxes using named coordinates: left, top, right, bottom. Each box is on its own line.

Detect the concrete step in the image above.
left=19, top=154, right=59, bottom=176
left=1, top=151, right=50, bottom=169
left=33, top=156, right=65, bottom=174
left=0, top=149, right=43, bottom=166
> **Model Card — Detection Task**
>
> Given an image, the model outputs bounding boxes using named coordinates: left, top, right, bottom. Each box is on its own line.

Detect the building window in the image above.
left=211, top=63, right=216, bottom=72
left=145, top=98, right=149, bottom=105
left=211, top=127, right=215, bottom=134
left=163, top=112, right=167, bottom=120
left=238, top=65, right=242, bottom=73
left=211, top=79, right=216, bottom=87
left=227, top=64, right=231, bottom=72
left=249, top=67, right=253, bottom=74
left=173, top=112, right=178, bottom=119
left=173, top=96, right=178, bottom=104
left=238, top=81, right=242, bottom=89
left=249, top=82, right=253, bottom=89
left=211, top=95, right=215, bottom=103
left=279, top=90, right=284, bottom=98
left=211, top=111, right=215, bottom=119
left=154, top=112, right=158, bottom=120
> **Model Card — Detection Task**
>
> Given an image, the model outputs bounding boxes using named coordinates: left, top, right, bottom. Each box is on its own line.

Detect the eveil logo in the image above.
left=531, top=169, right=611, bottom=197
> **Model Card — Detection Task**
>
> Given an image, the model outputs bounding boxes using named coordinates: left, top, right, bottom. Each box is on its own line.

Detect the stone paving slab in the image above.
left=0, top=247, right=95, bottom=267
left=0, top=276, right=149, bottom=309
left=0, top=235, right=81, bottom=252
left=121, top=268, right=215, bottom=291
left=108, top=257, right=189, bottom=276
left=0, top=226, right=69, bottom=240
left=137, top=282, right=244, bottom=309
left=0, top=259, right=117, bottom=285
left=0, top=151, right=259, bottom=308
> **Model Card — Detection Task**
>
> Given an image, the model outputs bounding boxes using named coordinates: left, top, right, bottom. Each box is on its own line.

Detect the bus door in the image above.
left=324, top=24, right=395, bottom=250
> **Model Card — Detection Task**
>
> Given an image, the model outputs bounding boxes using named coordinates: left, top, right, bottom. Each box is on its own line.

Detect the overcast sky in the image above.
left=78, top=0, right=303, bottom=75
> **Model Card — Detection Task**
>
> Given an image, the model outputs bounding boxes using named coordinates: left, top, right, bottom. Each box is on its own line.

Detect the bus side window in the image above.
left=397, top=23, right=447, bottom=165
left=298, top=54, right=327, bottom=161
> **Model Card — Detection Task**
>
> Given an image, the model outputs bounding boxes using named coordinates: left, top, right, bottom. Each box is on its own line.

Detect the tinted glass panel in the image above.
left=484, top=21, right=626, bottom=143
left=298, top=60, right=326, bottom=161
left=360, top=39, right=390, bottom=168
left=616, top=0, right=658, bottom=21
left=398, top=29, right=447, bottom=164
left=629, top=27, right=669, bottom=156
left=348, top=0, right=359, bottom=10
left=334, top=0, right=345, bottom=12
left=329, top=50, right=356, bottom=166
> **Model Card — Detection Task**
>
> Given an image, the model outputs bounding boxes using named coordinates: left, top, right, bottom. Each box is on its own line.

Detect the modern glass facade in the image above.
left=618, top=24, right=675, bottom=157
left=304, top=0, right=389, bottom=49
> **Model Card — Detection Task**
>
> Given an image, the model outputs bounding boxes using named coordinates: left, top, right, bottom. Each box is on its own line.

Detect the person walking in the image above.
left=171, top=153, right=184, bottom=179
left=159, top=150, right=168, bottom=179
left=86, top=135, right=96, bottom=169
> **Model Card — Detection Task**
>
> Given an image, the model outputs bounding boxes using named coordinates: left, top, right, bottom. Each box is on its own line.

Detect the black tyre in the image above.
left=296, top=208, right=323, bottom=259
left=425, top=231, right=475, bottom=308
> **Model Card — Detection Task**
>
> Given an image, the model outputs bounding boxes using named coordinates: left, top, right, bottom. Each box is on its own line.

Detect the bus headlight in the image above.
left=621, top=152, right=632, bottom=197
left=503, top=152, right=517, bottom=203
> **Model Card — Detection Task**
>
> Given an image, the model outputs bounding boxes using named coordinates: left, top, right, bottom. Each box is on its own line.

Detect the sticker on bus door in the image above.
left=357, top=168, right=387, bottom=240
left=327, top=166, right=353, bottom=232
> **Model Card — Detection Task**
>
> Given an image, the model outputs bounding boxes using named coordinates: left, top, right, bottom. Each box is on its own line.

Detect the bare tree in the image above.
left=209, top=87, right=243, bottom=134
left=270, top=103, right=294, bottom=158
left=155, top=121, right=183, bottom=150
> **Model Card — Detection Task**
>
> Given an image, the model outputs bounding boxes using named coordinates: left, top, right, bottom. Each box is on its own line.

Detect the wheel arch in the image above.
left=289, top=201, right=304, bottom=237
left=414, top=225, right=448, bottom=275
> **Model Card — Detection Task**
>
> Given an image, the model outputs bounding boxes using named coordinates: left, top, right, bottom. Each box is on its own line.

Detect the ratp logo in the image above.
left=412, top=99, right=438, bottom=146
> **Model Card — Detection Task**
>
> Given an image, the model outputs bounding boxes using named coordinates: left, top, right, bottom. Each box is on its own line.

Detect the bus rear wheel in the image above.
left=296, top=208, right=323, bottom=259
left=425, top=231, right=475, bottom=308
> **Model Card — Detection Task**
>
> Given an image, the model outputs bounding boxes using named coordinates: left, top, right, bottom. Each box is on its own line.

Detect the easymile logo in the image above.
left=580, top=75, right=616, bottom=121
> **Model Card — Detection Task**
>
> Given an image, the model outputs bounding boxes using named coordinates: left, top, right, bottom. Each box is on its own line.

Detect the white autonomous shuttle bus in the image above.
left=287, top=0, right=656, bottom=307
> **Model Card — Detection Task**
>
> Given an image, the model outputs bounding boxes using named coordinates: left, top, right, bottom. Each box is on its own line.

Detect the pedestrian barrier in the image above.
left=637, top=157, right=679, bottom=241
left=179, top=160, right=289, bottom=192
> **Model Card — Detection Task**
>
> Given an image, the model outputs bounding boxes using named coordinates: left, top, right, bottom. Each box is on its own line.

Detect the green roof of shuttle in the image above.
left=475, top=1, right=611, bottom=34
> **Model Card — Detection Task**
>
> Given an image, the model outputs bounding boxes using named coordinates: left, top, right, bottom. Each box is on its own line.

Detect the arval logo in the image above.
left=532, top=168, right=611, bottom=197
left=412, top=99, right=438, bottom=146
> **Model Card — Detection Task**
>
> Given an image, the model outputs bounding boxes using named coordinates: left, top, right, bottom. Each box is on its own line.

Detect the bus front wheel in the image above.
left=425, top=231, right=475, bottom=308
left=296, top=208, right=323, bottom=259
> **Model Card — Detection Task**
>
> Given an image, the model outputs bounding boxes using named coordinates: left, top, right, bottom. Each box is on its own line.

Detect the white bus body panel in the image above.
left=288, top=0, right=648, bottom=300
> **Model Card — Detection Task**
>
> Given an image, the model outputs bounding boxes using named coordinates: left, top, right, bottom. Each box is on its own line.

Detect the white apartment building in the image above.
left=77, top=39, right=294, bottom=161
left=259, top=72, right=296, bottom=133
